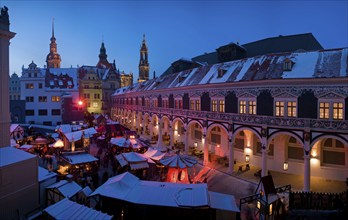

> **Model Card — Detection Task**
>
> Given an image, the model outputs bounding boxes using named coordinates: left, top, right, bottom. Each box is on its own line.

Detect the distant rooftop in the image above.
left=0, top=146, right=36, bottom=167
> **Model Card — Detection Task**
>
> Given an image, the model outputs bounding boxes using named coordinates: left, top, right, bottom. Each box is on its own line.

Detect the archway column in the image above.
left=303, top=153, right=311, bottom=192
left=203, top=129, right=208, bottom=165
left=184, top=124, right=189, bottom=154
left=169, top=121, right=174, bottom=148
left=228, top=132, right=234, bottom=173
left=149, top=118, right=153, bottom=141
left=157, top=117, right=164, bottom=147
left=135, top=112, right=140, bottom=133
left=261, top=136, right=268, bottom=177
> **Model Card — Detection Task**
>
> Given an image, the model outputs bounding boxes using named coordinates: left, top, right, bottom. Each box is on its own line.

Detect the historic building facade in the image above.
left=78, top=42, right=121, bottom=115
left=111, top=39, right=348, bottom=191
left=138, top=34, right=149, bottom=83
left=9, top=72, right=20, bottom=100
left=120, top=71, right=133, bottom=88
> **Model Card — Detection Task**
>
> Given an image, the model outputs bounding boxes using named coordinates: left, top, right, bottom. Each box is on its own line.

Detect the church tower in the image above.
left=138, top=34, right=149, bottom=83
left=46, top=19, right=61, bottom=68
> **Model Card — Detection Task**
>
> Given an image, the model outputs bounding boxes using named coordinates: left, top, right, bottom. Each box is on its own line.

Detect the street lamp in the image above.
left=283, top=161, right=289, bottom=171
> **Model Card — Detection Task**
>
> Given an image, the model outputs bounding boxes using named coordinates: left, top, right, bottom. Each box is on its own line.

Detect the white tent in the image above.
left=115, top=152, right=154, bottom=170
left=44, top=198, right=112, bottom=220
left=90, top=172, right=239, bottom=212
left=143, top=147, right=167, bottom=161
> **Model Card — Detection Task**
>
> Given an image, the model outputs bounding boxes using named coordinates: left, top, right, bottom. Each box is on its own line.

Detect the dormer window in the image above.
left=283, top=58, right=294, bottom=71
left=217, top=68, right=227, bottom=78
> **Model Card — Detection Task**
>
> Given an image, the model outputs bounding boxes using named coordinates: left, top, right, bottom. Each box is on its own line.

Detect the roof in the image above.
left=160, top=154, right=197, bottom=168
left=38, top=166, right=57, bottom=182
left=62, top=152, right=98, bottom=165
left=44, top=198, right=112, bottom=220
left=91, top=172, right=239, bottom=212
left=113, top=48, right=348, bottom=95
left=46, top=180, right=82, bottom=198
left=45, top=68, right=78, bottom=90
left=63, top=127, right=97, bottom=142
left=143, top=147, right=167, bottom=161
left=10, top=124, right=23, bottom=133
left=0, top=147, right=36, bottom=167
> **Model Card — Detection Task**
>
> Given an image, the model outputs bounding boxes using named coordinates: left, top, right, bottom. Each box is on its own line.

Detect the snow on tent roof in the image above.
left=38, top=166, right=57, bottom=182
left=90, top=172, right=239, bottom=211
left=143, top=147, right=167, bottom=161
left=62, top=152, right=98, bottom=165
left=44, top=198, right=112, bottom=220
left=46, top=180, right=82, bottom=198
left=0, top=147, right=36, bottom=167
left=64, top=127, right=97, bottom=142
left=160, top=154, right=197, bottom=169
left=10, top=124, right=20, bottom=133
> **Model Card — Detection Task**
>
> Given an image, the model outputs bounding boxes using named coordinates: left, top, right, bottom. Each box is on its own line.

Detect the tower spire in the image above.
left=52, top=17, right=54, bottom=38
left=138, top=34, right=149, bottom=83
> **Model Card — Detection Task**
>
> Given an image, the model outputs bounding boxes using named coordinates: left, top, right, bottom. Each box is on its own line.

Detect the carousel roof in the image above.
left=160, top=153, right=197, bottom=169
left=143, top=147, right=167, bottom=161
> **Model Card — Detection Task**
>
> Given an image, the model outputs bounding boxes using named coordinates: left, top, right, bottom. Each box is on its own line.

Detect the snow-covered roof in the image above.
left=64, top=127, right=97, bottom=142
left=113, top=48, right=348, bottom=96
left=91, top=172, right=239, bottom=212
left=44, top=198, right=112, bottom=220
left=47, top=68, right=78, bottom=90
left=38, top=166, right=57, bottom=182
left=62, top=152, right=98, bottom=165
left=19, top=144, right=33, bottom=151
left=0, top=147, right=36, bottom=167
left=46, top=180, right=82, bottom=198
left=143, top=147, right=167, bottom=161
left=10, top=124, right=23, bottom=133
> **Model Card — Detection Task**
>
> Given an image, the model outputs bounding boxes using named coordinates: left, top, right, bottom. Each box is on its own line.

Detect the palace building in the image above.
left=111, top=34, right=348, bottom=191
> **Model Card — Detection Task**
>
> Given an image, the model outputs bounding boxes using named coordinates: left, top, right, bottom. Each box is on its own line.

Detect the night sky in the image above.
left=2, top=0, right=347, bottom=82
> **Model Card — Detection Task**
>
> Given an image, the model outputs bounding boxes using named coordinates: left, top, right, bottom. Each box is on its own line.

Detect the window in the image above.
left=248, top=101, right=256, bottom=114
left=39, top=83, right=43, bottom=89
left=287, top=137, right=303, bottom=161
left=322, top=138, right=345, bottom=166
left=219, top=100, right=225, bottom=113
left=218, top=68, right=227, bottom=78
left=145, top=99, right=150, bottom=107
left=93, top=102, right=98, bottom=108
left=84, top=85, right=89, bottom=89
left=333, top=102, right=343, bottom=120
left=26, top=96, right=34, bottom=102
left=235, top=131, right=245, bottom=150
left=52, top=109, right=61, bottom=115
left=239, top=101, right=247, bottom=114
left=193, top=123, right=202, bottom=140
left=212, top=100, right=218, bottom=112
left=84, top=93, right=90, bottom=99
left=51, top=96, right=60, bottom=102
left=210, top=127, right=221, bottom=145
left=319, top=102, right=330, bottom=119
left=38, top=109, right=48, bottom=115
left=94, top=93, right=100, bottom=99
left=175, top=99, right=182, bottom=109
left=195, top=100, right=201, bottom=111
left=190, top=100, right=194, bottom=110
left=25, top=110, right=34, bottom=116
left=275, top=101, right=284, bottom=117
left=287, top=101, right=297, bottom=117
left=43, top=121, right=52, bottom=126
left=162, top=99, right=169, bottom=108
left=39, top=96, right=47, bottom=102
left=25, top=83, right=34, bottom=89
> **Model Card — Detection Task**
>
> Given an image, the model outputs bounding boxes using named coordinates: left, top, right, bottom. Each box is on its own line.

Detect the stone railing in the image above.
left=114, top=105, right=348, bottom=131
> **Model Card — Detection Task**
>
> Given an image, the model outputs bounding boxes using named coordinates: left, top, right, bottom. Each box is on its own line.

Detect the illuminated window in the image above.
left=154, top=99, right=158, bottom=108
left=287, top=101, right=297, bottom=117
left=196, top=100, right=201, bottom=111
left=51, top=96, right=60, bottom=102
left=212, top=100, right=218, bottom=112
left=25, top=83, right=34, bottom=89
left=190, top=100, right=194, bottom=110
left=175, top=99, right=182, bottom=109
left=248, top=101, right=256, bottom=115
left=275, top=101, right=284, bottom=116
left=239, top=101, right=247, bottom=114
left=92, top=102, right=98, bottom=108
left=162, top=99, right=169, bottom=108
left=319, top=102, right=330, bottom=119
left=219, top=100, right=225, bottom=112
left=333, top=102, right=343, bottom=120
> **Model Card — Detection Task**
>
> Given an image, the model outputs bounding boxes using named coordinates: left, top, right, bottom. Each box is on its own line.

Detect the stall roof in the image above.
left=38, top=166, right=57, bottom=182
left=143, top=147, right=167, bottom=161
left=62, top=152, right=98, bottom=165
left=19, top=144, right=33, bottom=151
left=64, top=127, right=97, bottom=142
left=46, top=180, right=82, bottom=198
left=91, top=172, right=239, bottom=212
left=44, top=198, right=112, bottom=220
left=0, top=147, right=36, bottom=167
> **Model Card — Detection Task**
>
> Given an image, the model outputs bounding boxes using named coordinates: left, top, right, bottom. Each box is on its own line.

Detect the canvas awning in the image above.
left=160, top=153, right=197, bottom=168
left=62, top=152, right=98, bottom=165
left=208, top=191, right=240, bottom=212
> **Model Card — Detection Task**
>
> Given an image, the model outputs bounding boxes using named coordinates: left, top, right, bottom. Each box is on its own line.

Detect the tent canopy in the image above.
left=160, top=153, right=197, bottom=169
left=62, top=152, right=98, bottom=165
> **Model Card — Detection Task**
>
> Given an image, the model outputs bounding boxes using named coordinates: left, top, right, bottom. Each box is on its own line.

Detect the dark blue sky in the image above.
left=3, top=0, right=347, bottom=82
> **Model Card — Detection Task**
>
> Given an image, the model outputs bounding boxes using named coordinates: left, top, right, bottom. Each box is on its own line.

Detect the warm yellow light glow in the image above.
left=311, top=149, right=317, bottom=158
left=283, top=161, right=289, bottom=171
left=78, top=100, right=83, bottom=106
left=310, top=157, right=320, bottom=166
left=257, top=200, right=261, bottom=209
left=245, top=155, right=250, bottom=162
left=194, top=142, right=198, bottom=147
left=245, top=146, right=252, bottom=155
left=269, top=203, right=273, bottom=215
left=217, top=144, right=220, bottom=148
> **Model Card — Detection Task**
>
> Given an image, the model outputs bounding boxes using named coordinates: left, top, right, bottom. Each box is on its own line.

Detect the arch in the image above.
left=206, top=122, right=229, bottom=136
left=160, top=115, right=171, bottom=124
left=187, top=119, right=204, bottom=130
left=268, top=130, right=304, bottom=147
left=172, top=117, right=185, bottom=126
left=311, top=134, right=348, bottom=149
left=232, top=126, right=262, bottom=142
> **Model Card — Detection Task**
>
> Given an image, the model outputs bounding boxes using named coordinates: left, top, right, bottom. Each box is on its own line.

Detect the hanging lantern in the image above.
left=283, top=161, right=289, bottom=171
